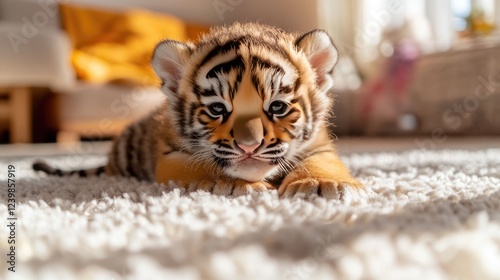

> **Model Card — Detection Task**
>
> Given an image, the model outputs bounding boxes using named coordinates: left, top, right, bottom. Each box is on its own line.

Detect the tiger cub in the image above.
left=34, top=23, right=365, bottom=200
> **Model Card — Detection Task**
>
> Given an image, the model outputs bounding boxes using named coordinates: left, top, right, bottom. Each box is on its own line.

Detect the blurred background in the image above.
left=0, top=0, right=499, bottom=147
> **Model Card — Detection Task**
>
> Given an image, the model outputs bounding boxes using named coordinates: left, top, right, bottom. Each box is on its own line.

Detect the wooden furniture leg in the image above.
left=9, top=88, right=32, bottom=143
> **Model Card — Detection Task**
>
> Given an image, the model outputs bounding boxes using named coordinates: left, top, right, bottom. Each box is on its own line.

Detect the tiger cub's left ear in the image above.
left=152, top=40, right=193, bottom=98
left=295, top=30, right=338, bottom=93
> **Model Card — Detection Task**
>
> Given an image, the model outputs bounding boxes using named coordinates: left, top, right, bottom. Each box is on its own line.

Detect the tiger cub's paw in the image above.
left=173, top=179, right=274, bottom=196
left=278, top=177, right=367, bottom=203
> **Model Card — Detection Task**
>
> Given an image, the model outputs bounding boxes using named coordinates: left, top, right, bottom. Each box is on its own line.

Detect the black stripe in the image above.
left=251, top=56, right=285, bottom=74
left=221, top=111, right=231, bottom=124
left=202, top=89, right=218, bottom=97
left=190, top=131, right=210, bottom=140
left=33, top=161, right=53, bottom=174
left=199, top=37, right=245, bottom=70
left=266, top=139, right=282, bottom=149
left=262, top=149, right=284, bottom=155
left=217, top=78, right=223, bottom=99
left=279, top=85, right=293, bottom=94
left=214, top=139, right=232, bottom=148
left=111, top=139, right=126, bottom=176
left=251, top=74, right=264, bottom=97
left=206, top=56, right=245, bottom=79
left=214, top=157, right=230, bottom=168
left=269, top=71, right=276, bottom=96
left=125, top=127, right=138, bottom=178
left=188, top=103, right=199, bottom=127
left=229, top=68, right=244, bottom=100
left=134, top=122, right=147, bottom=180
left=299, top=97, right=312, bottom=141
left=214, top=149, right=235, bottom=156
left=302, top=127, right=311, bottom=141
left=270, top=158, right=282, bottom=165
left=194, top=85, right=218, bottom=97
left=78, top=170, right=88, bottom=177
left=294, top=77, right=301, bottom=92
left=245, top=36, right=291, bottom=61
left=176, top=96, right=187, bottom=137
left=217, top=142, right=233, bottom=150
left=264, top=109, right=275, bottom=123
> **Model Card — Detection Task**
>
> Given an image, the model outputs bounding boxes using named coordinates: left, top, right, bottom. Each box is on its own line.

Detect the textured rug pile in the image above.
left=1, top=147, right=499, bottom=279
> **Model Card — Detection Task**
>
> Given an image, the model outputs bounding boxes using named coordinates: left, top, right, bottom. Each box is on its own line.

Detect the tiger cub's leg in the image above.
left=155, top=152, right=273, bottom=196
left=278, top=146, right=366, bottom=202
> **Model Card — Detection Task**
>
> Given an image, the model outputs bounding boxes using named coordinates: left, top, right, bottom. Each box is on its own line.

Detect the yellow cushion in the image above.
left=59, top=4, right=210, bottom=86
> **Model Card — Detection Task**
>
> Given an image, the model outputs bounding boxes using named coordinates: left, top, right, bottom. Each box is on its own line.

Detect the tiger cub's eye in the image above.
left=269, top=101, right=288, bottom=115
left=208, top=102, right=227, bottom=116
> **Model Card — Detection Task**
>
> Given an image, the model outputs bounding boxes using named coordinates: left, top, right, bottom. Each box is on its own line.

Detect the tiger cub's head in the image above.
left=152, top=23, right=338, bottom=182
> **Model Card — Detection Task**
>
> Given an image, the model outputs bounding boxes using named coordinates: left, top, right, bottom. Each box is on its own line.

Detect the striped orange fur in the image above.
left=34, top=23, right=364, bottom=200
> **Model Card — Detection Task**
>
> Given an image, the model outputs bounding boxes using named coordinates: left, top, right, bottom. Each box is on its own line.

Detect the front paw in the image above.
left=174, top=179, right=274, bottom=196
left=278, top=177, right=366, bottom=202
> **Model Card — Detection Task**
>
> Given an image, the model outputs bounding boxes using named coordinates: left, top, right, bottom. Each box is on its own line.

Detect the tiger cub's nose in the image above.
left=233, top=116, right=264, bottom=154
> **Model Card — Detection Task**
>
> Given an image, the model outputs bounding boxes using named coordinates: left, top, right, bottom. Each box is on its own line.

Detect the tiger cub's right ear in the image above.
left=295, top=30, right=338, bottom=93
left=152, top=40, right=192, bottom=97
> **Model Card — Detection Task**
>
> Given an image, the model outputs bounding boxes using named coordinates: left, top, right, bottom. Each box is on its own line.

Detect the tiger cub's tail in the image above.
left=32, top=160, right=106, bottom=178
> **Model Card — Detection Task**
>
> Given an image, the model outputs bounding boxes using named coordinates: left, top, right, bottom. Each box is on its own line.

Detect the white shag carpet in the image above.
left=1, top=146, right=500, bottom=280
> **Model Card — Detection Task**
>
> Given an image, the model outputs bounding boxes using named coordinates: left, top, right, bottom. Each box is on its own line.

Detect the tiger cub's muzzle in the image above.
left=233, top=116, right=264, bottom=155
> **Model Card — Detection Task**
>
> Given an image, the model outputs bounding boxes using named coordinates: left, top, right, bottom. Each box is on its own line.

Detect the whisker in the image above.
left=186, top=149, right=212, bottom=170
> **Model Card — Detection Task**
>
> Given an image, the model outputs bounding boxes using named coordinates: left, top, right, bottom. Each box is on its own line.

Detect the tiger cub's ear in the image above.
left=295, top=30, right=338, bottom=93
left=152, top=40, right=192, bottom=97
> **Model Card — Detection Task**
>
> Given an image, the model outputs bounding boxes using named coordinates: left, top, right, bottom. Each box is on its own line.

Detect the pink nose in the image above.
left=236, top=142, right=260, bottom=154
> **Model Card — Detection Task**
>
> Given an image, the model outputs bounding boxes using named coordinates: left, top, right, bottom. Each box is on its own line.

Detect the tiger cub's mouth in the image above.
left=213, top=141, right=288, bottom=182
left=213, top=141, right=288, bottom=164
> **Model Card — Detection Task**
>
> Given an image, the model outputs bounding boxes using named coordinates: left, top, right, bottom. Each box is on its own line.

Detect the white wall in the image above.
left=70, top=0, right=319, bottom=32
left=221, top=0, right=319, bottom=32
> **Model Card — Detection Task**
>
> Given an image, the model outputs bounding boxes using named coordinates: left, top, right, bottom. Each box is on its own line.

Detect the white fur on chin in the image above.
left=225, top=160, right=279, bottom=182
